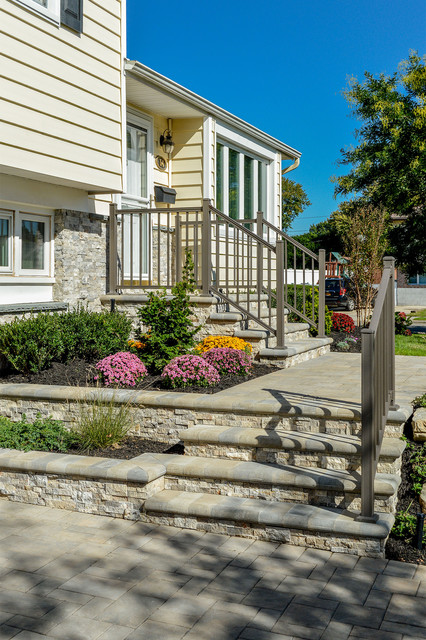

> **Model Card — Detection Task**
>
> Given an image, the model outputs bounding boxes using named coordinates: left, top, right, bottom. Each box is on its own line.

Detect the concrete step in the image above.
left=143, top=490, right=394, bottom=557
left=259, top=337, right=333, bottom=368
left=179, top=426, right=405, bottom=474
left=146, top=453, right=400, bottom=513
left=210, top=306, right=278, bottom=323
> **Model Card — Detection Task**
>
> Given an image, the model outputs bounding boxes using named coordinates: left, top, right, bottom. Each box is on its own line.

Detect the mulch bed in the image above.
left=0, top=359, right=280, bottom=395
left=385, top=419, right=426, bottom=565
left=330, top=327, right=362, bottom=353
left=69, top=438, right=185, bottom=459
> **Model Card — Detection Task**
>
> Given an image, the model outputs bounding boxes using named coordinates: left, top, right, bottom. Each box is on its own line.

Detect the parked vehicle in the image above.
left=325, top=276, right=355, bottom=311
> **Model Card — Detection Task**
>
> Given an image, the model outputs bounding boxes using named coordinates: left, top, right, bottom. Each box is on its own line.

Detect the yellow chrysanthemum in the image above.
left=195, top=335, right=252, bottom=354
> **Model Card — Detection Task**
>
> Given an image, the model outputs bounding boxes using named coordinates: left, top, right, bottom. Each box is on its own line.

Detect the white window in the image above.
left=123, top=112, right=153, bottom=209
left=11, top=0, right=60, bottom=23
left=408, top=274, right=426, bottom=285
left=0, top=209, right=53, bottom=277
left=216, top=140, right=269, bottom=221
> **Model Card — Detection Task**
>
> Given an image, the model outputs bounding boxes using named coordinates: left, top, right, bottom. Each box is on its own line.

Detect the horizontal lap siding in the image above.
left=0, top=0, right=124, bottom=192
left=172, top=118, right=204, bottom=207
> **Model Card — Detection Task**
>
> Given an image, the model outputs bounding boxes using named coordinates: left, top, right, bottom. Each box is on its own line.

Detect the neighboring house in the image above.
left=390, top=215, right=426, bottom=306
left=0, top=0, right=301, bottom=315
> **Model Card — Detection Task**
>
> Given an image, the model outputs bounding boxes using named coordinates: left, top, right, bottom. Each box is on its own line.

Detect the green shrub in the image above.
left=0, top=414, right=77, bottom=452
left=0, top=307, right=132, bottom=374
left=136, top=253, right=200, bottom=373
left=392, top=506, right=426, bottom=544
left=0, top=313, right=64, bottom=374
left=59, top=306, right=132, bottom=362
left=72, top=395, right=133, bottom=451
left=414, top=393, right=426, bottom=408
left=284, top=285, right=332, bottom=336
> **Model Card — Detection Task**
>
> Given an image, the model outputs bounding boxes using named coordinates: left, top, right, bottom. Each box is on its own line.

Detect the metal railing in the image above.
left=109, top=200, right=327, bottom=347
left=108, top=203, right=203, bottom=291
left=206, top=205, right=283, bottom=343
left=359, top=256, right=397, bottom=522
left=240, top=216, right=325, bottom=337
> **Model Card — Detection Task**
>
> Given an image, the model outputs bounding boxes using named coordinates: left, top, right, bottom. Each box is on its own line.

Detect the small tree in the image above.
left=281, top=177, right=311, bottom=231
left=334, top=202, right=388, bottom=327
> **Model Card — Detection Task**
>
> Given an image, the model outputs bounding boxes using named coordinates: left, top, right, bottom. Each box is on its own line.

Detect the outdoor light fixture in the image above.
left=160, top=129, right=174, bottom=155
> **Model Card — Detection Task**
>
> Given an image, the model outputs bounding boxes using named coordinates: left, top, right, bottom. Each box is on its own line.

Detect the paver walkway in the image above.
left=0, top=501, right=425, bottom=640
left=214, top=353, right=426, bottom=415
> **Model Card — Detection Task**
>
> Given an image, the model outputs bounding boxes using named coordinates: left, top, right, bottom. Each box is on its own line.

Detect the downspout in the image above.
left=282, top=156, right=300, bottom=175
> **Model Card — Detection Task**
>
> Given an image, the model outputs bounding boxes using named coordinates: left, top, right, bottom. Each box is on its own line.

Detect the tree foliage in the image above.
left=332, top=51, right=426, bottom=275
left=281, top=177, right=311, bottom=231
left=291, top=218, right=345, bottom=257
left=334, top=203, right=388, bottom=327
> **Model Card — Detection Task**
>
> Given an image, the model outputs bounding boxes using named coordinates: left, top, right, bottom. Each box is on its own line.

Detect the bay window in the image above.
left=216, top=140, right=269, bottom=220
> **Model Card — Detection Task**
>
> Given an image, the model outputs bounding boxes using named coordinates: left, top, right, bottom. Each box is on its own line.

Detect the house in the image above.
left=0, top=0, right=303, bottom=321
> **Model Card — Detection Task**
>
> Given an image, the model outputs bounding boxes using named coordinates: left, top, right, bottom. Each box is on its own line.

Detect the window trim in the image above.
left=16, top=211, right=53, bottom=276
left=122, top=110, right=154, bottom=209
left=0, top=208, right=53, bottom=278
left=10, top=0, right=61, bottom=25
left=216, top=138, right=270, bottom=221
left=0, top=211, right=13, bottom=274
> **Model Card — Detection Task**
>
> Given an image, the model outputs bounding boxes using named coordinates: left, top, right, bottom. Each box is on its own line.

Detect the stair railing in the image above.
left=358, top=256, right=398, bottom=522
left=241, top=217, right=326, bottom=337
left=204, top=201, right=286, bottom=345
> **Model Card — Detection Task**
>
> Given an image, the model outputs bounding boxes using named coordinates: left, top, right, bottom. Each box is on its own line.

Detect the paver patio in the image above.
left=0, top=500, right=425, bottom=640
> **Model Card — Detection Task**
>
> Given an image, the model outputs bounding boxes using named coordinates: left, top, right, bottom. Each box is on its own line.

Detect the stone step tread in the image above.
left=179, top=426, right=406, bottom=459
left=144, top=490, right=394, bottom=540
left=145, top=453, right=400, bottom=495
left=210, top=307, right=278, bottom=322
left=234, top=323, right=309, bottom=340
left=260, top=337, right=333, bottom=358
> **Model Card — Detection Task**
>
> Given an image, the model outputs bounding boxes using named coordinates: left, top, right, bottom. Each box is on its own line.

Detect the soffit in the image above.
left=126, top=76, right=205, bottom=119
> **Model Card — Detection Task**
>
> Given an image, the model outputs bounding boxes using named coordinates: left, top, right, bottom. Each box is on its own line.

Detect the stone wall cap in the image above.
left=0, top=448, right=166, bottom=483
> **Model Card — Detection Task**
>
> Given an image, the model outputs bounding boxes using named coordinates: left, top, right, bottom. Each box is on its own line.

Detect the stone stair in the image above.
left=204, top=293, right=333, bottom=367
left=141, top=417, right=405, bottom=557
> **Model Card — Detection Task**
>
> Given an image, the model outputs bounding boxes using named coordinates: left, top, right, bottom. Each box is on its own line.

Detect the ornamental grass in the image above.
left=94, top=352, right=148, bottom=388
left=203, top=347, right=253, bottom=376
left=195, top=335, right=252, bottom=354
left=161, top=354, right=220, bottom=388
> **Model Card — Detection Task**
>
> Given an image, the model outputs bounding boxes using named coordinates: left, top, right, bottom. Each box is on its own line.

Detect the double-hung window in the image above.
left=216, top=141, right=269, bottom=221
left=0, top=209, right=52, bottom=277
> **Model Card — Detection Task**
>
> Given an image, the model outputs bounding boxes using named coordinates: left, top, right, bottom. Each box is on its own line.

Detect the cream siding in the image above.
left=0, top=0, right=124, bottom=193
left=171, top=118, right=204, bottom=207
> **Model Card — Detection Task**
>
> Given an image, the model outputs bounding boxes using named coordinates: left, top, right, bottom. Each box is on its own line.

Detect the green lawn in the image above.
left=395, top=333, right=426, bottom=356
left=412, top=309, right=426, bottom=322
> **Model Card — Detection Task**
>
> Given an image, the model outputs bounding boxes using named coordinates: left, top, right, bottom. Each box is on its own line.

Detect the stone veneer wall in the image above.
left=0, top=470, right=163, bottom=519
left=53, top=209, right=108, bottom=310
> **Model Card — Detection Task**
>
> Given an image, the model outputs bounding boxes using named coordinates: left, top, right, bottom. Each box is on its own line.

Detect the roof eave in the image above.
left=125, top=60, right=301, bottom=161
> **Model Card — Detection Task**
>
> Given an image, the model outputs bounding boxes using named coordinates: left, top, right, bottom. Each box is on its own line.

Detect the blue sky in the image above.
left=126, top=0, right=425, bottom=235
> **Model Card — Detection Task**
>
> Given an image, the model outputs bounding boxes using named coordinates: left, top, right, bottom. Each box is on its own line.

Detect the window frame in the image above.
left=0, top=209, right=53, bottom=278
left=408, top=274, right=426, bottom=285
left=0, top=211, right=13, bottom=274
left=10, top=0, right=61, bottom=25
left=216, top=138, right=270, bottom=222
left=122, top=110, right=154, bottom=210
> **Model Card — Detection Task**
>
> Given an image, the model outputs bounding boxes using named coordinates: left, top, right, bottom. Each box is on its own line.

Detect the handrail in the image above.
left=209, top=205, right=275, bottom=252
left=359, top=256, right=397, bottom=522
left=262, top=219, right=319, bottom=261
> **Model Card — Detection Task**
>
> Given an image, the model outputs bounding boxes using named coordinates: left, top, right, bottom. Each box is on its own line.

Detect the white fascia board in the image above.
left=125, top=60, right=301, bottom=161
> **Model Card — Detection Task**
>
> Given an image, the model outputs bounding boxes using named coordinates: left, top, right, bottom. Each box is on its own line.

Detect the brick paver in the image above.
left=0, top=500, right=425, bottom=640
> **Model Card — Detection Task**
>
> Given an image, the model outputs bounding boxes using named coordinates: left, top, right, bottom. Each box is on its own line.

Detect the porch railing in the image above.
left=109, top=200, right=327, bottom=347
left=359, top=256, right=397, bottom=522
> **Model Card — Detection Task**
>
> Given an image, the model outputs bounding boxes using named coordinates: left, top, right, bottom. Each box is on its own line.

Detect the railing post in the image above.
left=256, top=211, right=263, bottom=297
left=383, top=256, right=397, bottom=410
left=359, top=328, right=378, bottom=522
left=175, top=213, right=182, bottom=284
left=318, top=248, right=326, bottom=337
left=201, top=198, right=211, bottom=296
left=276, top=239, right=285, bottom=349
left=108, top=203, right=118, bottom=294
